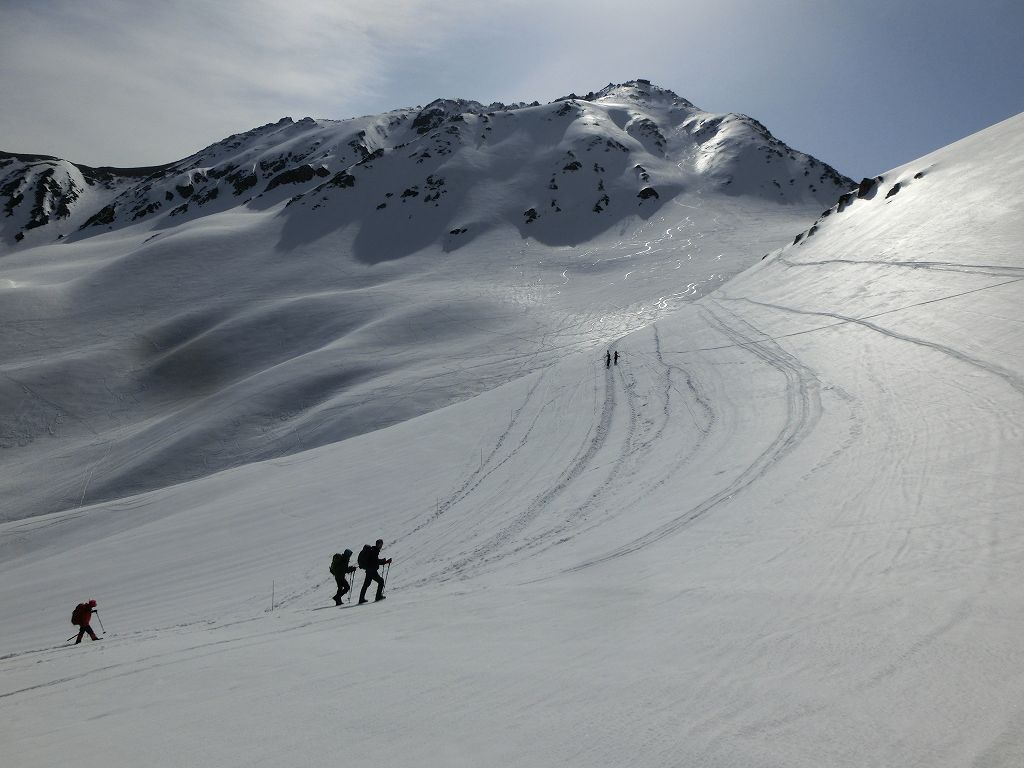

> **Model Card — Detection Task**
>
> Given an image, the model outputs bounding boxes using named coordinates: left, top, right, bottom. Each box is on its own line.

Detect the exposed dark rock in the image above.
left=884, top=183, right=901, bottom=199
left=327, top=172, right=356, bottom=189
left=25, top=213, right=49, bottom=230
left=194, top=187, right=219, bottom=205
left=260, top=156, right=291, bottom=175
left=206, top=164, right=237, bottom=180
left=165, top=191, right=174, bottom=201
left=914, top=171, right=925, bottom=179
left=14, top=231, right=24, bottom=241
left=132, top=202, right=162, bottom=220
left=355, top=148, right=384, bottom=166
left=4, top=192, right=24, bottom=216
left=401, top=187, right=419, bottom=198
left=176, top=184, right=194, bottom=199
left=2, top=175, right=24, bottom=215
left=523, top=207, right=538, bottom=223
left=412, top=107, right=447, bottom=135
left=856, top=176, right=883, bottom=199
left=81, top=204, right=116, bottom=229
left=264, top=165, right=330, bottom=193
left=637, top=187, right=659, bottom=200
left=227, top=170, right=259, bottom=195
left=563, top=161, right=582, bottom=172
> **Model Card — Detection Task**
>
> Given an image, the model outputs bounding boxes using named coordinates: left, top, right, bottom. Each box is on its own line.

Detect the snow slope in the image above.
left=1, top=81, right=853, bottom=519
left=1, top=108, right=1022, bottom=766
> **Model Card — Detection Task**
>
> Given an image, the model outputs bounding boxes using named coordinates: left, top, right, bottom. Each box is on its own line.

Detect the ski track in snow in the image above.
left=443, top=359, right=619, bottom=579
left=563, top=299, right=823, bottom=572
left=507, top=325, right=719, bottom=567
left=723, top=292, right=1024, bottom=398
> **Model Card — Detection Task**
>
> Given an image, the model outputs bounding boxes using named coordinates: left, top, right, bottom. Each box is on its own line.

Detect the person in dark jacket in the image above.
left=605, top=351, right=611, bottom=368
left=72, top=599, right=99, bottom=643
left=330, top=549, right=357, bottom=605
left=358, top=539, right=392, bottom=604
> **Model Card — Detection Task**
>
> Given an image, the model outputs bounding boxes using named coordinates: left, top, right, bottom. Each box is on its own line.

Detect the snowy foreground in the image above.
left=3, top=114, right=1024, bottom=766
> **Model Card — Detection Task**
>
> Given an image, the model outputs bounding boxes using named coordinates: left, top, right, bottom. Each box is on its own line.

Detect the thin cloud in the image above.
left=0, top=0, right=485, bottom=164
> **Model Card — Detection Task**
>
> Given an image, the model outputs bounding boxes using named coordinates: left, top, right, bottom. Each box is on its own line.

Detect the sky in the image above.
left=1, top=0, right=1022, bottom=179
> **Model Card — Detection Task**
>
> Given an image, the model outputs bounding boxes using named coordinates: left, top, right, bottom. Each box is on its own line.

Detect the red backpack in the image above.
left=71, top=603, right=90, bottom=626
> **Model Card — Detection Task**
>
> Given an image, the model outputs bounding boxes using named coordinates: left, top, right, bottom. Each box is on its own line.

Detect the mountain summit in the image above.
left=1, top=80, right=851, bottom=253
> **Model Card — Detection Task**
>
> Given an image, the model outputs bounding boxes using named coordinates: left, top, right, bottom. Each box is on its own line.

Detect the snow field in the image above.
left=2, top=112, right=1023, bottom=766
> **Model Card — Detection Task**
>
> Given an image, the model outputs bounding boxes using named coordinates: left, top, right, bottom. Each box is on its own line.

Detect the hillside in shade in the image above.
left=0, top=81, right=854, bottom=519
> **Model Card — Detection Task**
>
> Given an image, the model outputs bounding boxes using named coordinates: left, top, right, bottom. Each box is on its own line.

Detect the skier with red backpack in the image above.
left=71, top=599, right=99, bottom=643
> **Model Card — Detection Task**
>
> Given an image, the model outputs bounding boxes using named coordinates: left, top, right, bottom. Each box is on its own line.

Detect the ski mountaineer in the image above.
left=357, top=539, right=392, bottom=604
left=330, top=549, right=357, bottom=605
left=606, top=351, right=611, bottom=368
left=614, top=351, right=619, bottom=365
left=71, top=599, right=99, bottom=643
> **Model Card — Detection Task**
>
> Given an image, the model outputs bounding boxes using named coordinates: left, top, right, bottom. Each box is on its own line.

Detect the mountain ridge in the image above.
left=1, top=80, right=853, bottom=248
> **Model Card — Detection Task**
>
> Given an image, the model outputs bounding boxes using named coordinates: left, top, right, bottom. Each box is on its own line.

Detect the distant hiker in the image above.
left=357, top=539, right=392, bottom=604
left=606, top=351, right=611, bottom=368
left=614, top=351, right=619, bottom=365
left=330, top=549, right=357, bottom=605
left=71, top=599, right=99, bottom=643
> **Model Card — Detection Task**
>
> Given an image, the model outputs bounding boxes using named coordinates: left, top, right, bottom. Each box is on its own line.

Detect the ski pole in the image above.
left=383, top=562, right=391, bottom=590
left=95, top=612, right=106, bottom=634
left=66, top=632, right=79, bottom=642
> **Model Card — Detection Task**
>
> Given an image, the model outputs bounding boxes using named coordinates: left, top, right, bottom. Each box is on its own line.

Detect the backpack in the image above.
left=357, top=545, right=372, bottom=570
left=71, top=603, right=89, bottom=626
left=329, top=553, right=345, bottom=576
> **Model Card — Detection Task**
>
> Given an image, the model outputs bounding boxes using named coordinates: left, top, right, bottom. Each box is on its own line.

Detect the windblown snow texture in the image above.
left=2, top=87, right=1022, bottom=768
left=0, top=81, right=852, bottom=518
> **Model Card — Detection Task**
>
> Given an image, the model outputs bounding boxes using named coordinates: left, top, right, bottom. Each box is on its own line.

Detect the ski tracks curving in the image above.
left=565, top=300, right=824, bottom=572
left=440, top=358, right=620, bottom=579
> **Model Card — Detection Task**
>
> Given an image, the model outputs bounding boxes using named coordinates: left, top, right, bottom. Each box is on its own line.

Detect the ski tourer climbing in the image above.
left=357, top=540, right=392, bottom=604
left=330, top=549, right=357, bottom=605
left=606, top=351, right=611, bottom=368
left=71, top=599, right=99, bottom=643
left=614, top=351, right=619, bottom=365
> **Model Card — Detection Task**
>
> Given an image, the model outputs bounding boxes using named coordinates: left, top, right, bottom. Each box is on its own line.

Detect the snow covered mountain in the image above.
left=1, top=81, right=849, bottom=248
left=1, top=110, right=1021, bottom=767
left=0, top=81, right=854, bottom=519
